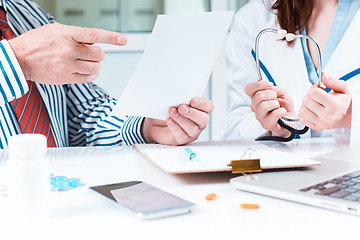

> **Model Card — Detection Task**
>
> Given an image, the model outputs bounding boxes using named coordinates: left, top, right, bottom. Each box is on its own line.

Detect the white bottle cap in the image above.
left=8, top=134, right=47, bottom=159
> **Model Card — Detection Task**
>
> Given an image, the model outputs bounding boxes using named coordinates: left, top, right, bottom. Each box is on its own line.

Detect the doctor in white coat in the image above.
left=223, top=0, right=360, bottom=146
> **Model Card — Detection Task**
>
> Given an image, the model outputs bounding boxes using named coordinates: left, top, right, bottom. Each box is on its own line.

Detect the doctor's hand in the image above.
left=299, top=74, right=352, bottom=131
left=8, top=23, right=127, bottom=85
left=245, top=80, right=295, bottom=137
left=141, top=98, right=214, bottom=145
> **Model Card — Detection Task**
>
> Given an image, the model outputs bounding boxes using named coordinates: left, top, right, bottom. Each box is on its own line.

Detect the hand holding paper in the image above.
left=141, top=97, right=214, bottom=145
left=111, top=11, right=233, bottom=145
left=112, top=11, right=233, bottom=120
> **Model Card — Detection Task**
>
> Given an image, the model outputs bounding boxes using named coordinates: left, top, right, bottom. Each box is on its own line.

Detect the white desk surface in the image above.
left=0, top=138, right=359, bottom=239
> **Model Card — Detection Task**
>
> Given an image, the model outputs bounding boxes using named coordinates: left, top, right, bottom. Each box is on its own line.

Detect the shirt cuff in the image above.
left=0, top=40, right=27, bottom=105
left=120, top=116, right=146, bottom=145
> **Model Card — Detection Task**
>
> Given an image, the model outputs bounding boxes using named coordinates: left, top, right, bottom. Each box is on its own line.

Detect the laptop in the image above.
left=230, top=146, right=360, bottom=216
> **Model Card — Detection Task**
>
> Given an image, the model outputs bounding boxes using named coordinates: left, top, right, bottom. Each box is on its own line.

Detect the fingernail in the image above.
left=266, top=81, right=273, bottom=87
left=118, top=36, right=127, bottom=45
left=192, top=99, right=200, bottom=108
left=179, top=105, right=189, bottom=115
left=171, top=108, right=179, bottom=118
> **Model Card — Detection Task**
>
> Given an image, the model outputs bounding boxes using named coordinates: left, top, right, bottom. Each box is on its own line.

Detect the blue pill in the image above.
left=54, top=176, right=67, bottom=182
left=54, top=180, right=70, bottom=190
left=68, top=178, right=82, bottom=188
left=50, top=174, right=82, bottom=190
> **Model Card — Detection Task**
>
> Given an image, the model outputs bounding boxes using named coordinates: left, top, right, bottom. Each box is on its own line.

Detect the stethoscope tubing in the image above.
left=255, top=28, right=323, bottom=87
left=256, top=119, right=310, bottom=142
left=254, top=28, right=322, bottom=142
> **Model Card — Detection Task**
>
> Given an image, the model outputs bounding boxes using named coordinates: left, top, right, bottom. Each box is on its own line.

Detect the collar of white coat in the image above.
left=325, top=8, right=360, bottom=80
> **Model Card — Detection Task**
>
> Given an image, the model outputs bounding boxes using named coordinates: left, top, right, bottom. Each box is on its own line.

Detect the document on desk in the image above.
left=134, top=140, right=321, bottom=174
left=111, top=12, right=234, bottom=120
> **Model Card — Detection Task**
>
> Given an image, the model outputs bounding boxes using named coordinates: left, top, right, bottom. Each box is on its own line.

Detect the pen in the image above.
left=184, top=147, right=196, bottom=161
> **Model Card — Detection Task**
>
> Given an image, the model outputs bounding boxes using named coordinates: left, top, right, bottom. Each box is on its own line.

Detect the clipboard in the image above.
left=134, top=140, right=321, bottom=174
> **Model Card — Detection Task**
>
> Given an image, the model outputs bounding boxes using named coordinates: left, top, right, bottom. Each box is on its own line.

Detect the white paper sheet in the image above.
left=111, top=11, right=234, bottom=120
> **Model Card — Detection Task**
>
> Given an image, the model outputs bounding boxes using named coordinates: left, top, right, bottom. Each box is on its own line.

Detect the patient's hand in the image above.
left=8, top=23, right=127, bottom=85
left=141, top=97, right=214, bottom=145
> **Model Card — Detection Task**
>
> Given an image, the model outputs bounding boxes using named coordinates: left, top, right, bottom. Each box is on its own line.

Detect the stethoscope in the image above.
left=254, top=28, right=323, bottom=142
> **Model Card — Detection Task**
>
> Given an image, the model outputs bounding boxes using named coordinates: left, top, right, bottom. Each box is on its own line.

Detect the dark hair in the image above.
left=271, top=0, right=314, bottom=34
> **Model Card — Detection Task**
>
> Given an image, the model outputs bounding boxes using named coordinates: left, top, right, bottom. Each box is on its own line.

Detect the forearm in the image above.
left=66, top=83, right=145, bottom=146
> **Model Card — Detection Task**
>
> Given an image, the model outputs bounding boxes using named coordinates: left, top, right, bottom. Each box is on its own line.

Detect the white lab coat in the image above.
left=222, top=0, right=360, bottom=146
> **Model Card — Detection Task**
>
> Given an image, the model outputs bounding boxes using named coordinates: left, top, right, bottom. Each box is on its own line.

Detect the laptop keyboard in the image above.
left=300, top=169, right=360, bottom=202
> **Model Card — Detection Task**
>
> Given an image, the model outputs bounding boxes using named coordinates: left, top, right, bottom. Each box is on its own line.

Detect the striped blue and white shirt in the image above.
left=0, top=0, right=145, bottom=148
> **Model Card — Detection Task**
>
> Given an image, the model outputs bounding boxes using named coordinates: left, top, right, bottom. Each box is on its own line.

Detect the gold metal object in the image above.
left=227, top=158, right=261, bottom=174
left=227, top=147, right=262, bottom=174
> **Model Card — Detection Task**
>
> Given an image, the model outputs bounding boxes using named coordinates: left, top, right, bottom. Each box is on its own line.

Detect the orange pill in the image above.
left=240, top=203, right=259, bottom=209
left=205, top=193, right=217, bottom=201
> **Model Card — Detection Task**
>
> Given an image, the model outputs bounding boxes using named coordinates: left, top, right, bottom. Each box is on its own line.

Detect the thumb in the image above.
left=322, top=73, right=348, bottom=94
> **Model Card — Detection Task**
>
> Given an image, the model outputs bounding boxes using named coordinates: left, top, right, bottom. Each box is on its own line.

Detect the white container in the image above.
left=7, top=134, right=51, bottom=221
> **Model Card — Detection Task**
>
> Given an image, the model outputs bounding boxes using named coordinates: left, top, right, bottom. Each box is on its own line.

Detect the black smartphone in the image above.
left=90, top=181, right=196, bottom=219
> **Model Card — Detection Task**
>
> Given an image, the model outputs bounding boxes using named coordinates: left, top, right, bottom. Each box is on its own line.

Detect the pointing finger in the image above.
left=71, top=27, right=127, bottom=46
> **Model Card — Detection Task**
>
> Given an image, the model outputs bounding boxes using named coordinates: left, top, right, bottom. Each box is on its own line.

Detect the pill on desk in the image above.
left=240, top=203, right=259, bottom=209
left=68, top=178, right=82, bottom=188
left=205, top=193, right=217, bottom=201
